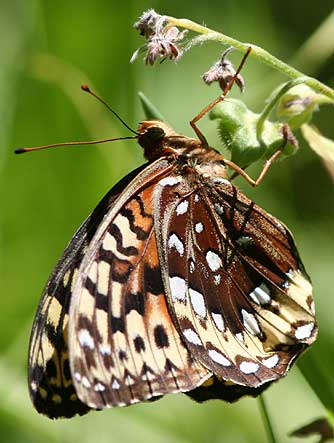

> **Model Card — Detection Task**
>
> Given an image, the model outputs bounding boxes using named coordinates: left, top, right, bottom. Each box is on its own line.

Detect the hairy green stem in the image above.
left=258, top=394, right=278, bottom=443
left=166, top=16, right=334, bottom=102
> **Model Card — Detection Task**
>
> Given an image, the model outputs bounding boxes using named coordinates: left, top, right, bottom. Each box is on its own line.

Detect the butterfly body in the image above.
left=28, top=120, right=317, bottom=418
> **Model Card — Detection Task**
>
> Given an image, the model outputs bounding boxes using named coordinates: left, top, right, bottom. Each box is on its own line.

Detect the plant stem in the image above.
left=166, top=16, right=334, bottom=102
left=258, top=394, right=278, bottom=443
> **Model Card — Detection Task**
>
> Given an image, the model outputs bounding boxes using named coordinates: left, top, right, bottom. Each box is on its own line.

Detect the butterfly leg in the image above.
left=190, top=47, right=252, bottom=147
left=223, top=124, right=290, bottom=187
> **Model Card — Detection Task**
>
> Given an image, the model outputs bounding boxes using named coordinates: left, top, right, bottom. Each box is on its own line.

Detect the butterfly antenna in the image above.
left=81, top=84, right=139, bottom=135
left=14, top=135, right=137, bottom=154
left=15, top=84, right=140, bottom=154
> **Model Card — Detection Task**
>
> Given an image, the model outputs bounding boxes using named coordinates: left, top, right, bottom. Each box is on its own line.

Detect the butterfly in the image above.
left=25, top=108, right=317, bottom=418
left=21, top=46, right=316, bottom=418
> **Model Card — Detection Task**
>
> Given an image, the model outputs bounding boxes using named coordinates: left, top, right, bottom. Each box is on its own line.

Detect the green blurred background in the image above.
left=1, top=1, right=333, bottom=442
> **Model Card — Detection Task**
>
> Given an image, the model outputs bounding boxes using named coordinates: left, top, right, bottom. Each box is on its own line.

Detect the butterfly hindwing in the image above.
left=28, top=225, right=90, bottom=418
left=154, top=174, right=317, bottom=391
left=68, top=159, right=211, bottom=409
left=28, top=165, right=150, bottom=418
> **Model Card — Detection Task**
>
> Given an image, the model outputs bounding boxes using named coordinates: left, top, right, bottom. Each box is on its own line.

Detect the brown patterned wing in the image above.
left=154, top=175, right=317, bottom=396
left=28, top=165, right=149, bottom=418
left=68, top=160, right=211, bottom=409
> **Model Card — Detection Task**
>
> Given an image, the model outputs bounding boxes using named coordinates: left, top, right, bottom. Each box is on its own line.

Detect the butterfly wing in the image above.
left=154, top=174, right=317, bottom=397
left=28, top=165, right=149, bottom=418
left=68, top=159, right=211, bottom=409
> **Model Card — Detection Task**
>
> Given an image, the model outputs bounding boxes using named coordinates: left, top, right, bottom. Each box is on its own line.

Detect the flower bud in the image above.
left=131, top=9, right=187, bottom=65
left=277, top=84, right=332, bottom=129
left=210, top=99, right=298, bottom=165
left=203, top=48, right=245, bottom=93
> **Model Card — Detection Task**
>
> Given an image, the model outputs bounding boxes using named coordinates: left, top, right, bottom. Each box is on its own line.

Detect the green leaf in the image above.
left=138, top=91, right=166, bottom=121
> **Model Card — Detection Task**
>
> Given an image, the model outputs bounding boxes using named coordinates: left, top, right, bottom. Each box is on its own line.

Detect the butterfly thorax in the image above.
left=138, top=120, right=226, bottom=178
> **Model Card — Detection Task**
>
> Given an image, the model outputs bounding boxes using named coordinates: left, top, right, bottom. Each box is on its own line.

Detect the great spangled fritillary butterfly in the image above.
left=23, top=53, right=317, bottom=419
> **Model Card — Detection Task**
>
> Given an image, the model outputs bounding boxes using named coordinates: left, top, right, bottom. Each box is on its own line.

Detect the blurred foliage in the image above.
left=1, top=1, right=333, bottom=442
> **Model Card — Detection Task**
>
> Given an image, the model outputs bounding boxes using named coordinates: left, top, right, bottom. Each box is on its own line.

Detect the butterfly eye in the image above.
left=145, top=126, right=166, bottom=141
left=138, top=126, right=166, bottom=151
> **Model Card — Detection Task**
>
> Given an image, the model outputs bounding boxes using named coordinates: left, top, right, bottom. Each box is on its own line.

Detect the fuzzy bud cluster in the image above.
left=131, top=9, right=187, bottom=65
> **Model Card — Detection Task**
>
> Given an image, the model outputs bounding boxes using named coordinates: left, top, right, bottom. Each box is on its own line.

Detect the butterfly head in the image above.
left=137, top=120, right=206, bottom=162
left=138, top=120, right=178, bottom=138
left=137, top=120, right=178, bottom=160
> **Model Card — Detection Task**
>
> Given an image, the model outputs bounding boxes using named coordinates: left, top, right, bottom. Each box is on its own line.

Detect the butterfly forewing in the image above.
left=154, top=174, right=317, bottom=390
left=68, top=159, right=211, bottom=409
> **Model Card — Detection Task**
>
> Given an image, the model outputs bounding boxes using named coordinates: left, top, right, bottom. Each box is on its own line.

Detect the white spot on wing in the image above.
left=168, top=233, right=184, bottom=256
left=295, top=322, right=314, bottom=339
left=195, top=222, right=204, bottom=233
left=169, top=276, right=187, bottom=302
left=125, top=374, right=135, bottom=385
left=206, top=250, right=222, bottom=271
left=159, top=177, right=181, bottom=187
left=262, top=354, right=280, bottom=368
left=183, top=328, right=202, bottom=345
left=176, top=200, right=189, bottom=215
left=212, top=313, right=225, bottom=332
left=112, top=379, right=120, bottom=389
left=240, top=361, right=259, bottom=374
left=78, top=329, right=95, bottom=349
left=99, top=344, right=112, bottom=355
left=214, top=203, right=224, bottom=215
left=214, top=275, right=221, bottom=285
left=208, top=349, right=231, bottom=366
left=189, top=260, right=195, bottom=273
left=282, top=280, right=289, bottom=289
left=241, top=309, right=261, bottom=336
left=194, top=194, right=199, bottom=202
left=249, top=283, right=271, bottom=305
left=94, top=382, right=106, bottom=392
left=189, top=288, right=206, bottom=317
left=74, top=372, right=82, bottom=382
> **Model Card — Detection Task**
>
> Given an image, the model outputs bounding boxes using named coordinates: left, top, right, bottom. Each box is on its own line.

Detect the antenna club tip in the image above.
left=81, top=84, right=90, bottom=92
left=14, top=148, right=26, bottom=154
